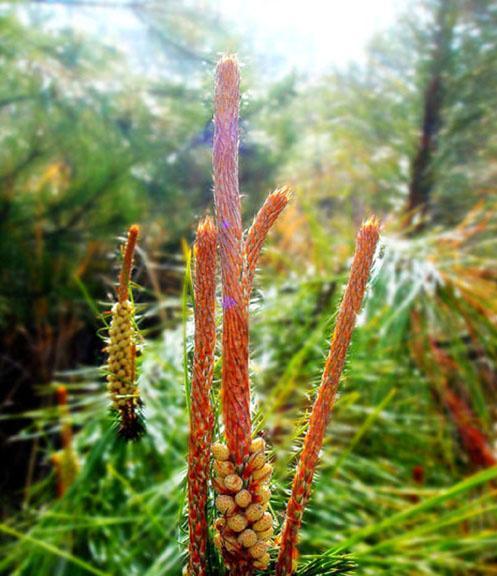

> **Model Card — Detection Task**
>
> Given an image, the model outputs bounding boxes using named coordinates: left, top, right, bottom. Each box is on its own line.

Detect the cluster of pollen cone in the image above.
left=106, top=300, right=137, bottom=412
left=105, top=224, right=143, bottom=440
left=212, top=438, right=273, bottom=571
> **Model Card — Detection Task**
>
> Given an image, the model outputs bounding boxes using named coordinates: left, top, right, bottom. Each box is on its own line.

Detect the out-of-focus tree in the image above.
left=406, top=0, right=456, bottom=225
left=277, top=0, right=497, bottom=230
left=430, top=0, right=497, bottom=223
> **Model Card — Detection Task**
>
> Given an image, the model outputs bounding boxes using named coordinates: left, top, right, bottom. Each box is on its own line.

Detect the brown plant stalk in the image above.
left=213, top=55, right=251, bottom=465
left=187, top=217, right=218, bottom=576
left=51, top=385, right=79, bottom=497
left=276, top=218, right=380, bottom=576
left=213, top=55, right=290, bottom=467
left=211, top=55, right=290, bottom=575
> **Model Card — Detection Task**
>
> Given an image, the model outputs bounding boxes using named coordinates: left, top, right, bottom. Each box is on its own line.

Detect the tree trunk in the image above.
left=406, top=0, right=455, bottom=228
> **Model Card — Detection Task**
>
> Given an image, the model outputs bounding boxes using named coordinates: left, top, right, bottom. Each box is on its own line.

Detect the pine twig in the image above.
left=243, top=186, right=291, bottom=303
left=213, top=55, right=251, bottom=466
left=276, top=218, right=380, bottom=576
left=187, top=217, right=218, bottom=576
left=210, top=54, right=289, bottom=576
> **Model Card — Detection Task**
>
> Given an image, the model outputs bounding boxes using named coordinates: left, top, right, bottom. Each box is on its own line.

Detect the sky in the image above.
left=213, top=0, right=405, bottom=74
left=18, top=0, right=405, bottom=76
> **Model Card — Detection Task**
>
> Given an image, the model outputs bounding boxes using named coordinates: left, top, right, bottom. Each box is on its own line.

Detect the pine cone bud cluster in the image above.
left=212, top=437, right=274, bottom=571
left=106, top=300, right=142, bottom=438
left=107, top=300, right=136, bottom=406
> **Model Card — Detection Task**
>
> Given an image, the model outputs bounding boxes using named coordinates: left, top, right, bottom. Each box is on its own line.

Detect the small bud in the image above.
left=227, top=514, right=248, bottom=533
left=256, top=525, right=274, bottom=540
left=248, top=540, right=268, bottom=559
left=238, top=528, right=258, bottom=548
left=250, top=437, right=265, bottom=454
left=214, top=517, right=226, bottom=531
left=255, top=484, right=271, bottom=504
left=213, top=477, right=226, bottom=493
left=214, top=460, right=236, bottom=477
left=253, top=552, right=270, bottom=570
left=215, top=495, right=236, bottom=515
left=249, top=452, right=266, bottom=471
left=224, top=474, right=243, bottom=492
left=235, top=489, right=252, bottom=508
left=253, top=512, right=272, bottom=532
left=224, top=537, right=239, bottom=553
left=245, top=503, right=265, bottom=523
left=212, top=442, right=230, bottom=461
left=252, top=463, right=272, bottom=482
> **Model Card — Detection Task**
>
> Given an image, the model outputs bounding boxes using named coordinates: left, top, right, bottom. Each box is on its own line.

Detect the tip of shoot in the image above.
left=56, top=385, right=68, bottom=406
left=128, top=224, right=140, bottom=238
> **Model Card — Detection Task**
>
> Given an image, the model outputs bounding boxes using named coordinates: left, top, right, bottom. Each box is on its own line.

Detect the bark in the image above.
left=407, top=0, right=455, bottom=227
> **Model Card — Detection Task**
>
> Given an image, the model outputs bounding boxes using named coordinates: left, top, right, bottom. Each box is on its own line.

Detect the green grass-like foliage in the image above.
left=2, top=209, right=497, bottom=575
left=295, top=556, right=356, bottom=575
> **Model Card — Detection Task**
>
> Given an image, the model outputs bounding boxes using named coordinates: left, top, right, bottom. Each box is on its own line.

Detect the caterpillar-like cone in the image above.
left=106, top=225, right=145, bottom=441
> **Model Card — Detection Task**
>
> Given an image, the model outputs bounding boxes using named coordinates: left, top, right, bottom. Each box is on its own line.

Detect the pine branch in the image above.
left=213, top=55, right=252, bottom=466
left=295, top=555, right=357, bottom=576
left=243, top=186, right=291, bottom=303
left=187, top=216, right=217, bottom=576
left=106, top=225, right=144, bottom=440
left=276, top=218, right=380, bottom=576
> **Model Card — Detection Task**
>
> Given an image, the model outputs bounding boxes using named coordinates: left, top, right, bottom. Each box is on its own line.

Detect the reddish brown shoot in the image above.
left=118, top=224, right=140, bottom=304
left=276, top=217, right=380, bottom=576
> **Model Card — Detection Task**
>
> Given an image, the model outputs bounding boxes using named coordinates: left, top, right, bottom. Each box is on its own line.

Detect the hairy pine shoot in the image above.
left=276, top=218, right=380, bottom=576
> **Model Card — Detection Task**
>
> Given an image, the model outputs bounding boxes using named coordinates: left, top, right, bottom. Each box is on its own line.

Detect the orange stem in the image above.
left=429, top=340, right=497, bottom=469
left=118, top=224, right=140, bottom=303
left=56, top=385, right=72, bottom=451
left=213, top=56, right=251, bottom=465
left=243, top=186, right=291, bottom=303
left=188, top=217, right=217, bottom=576
left=276, top=218, right=380, bottom=576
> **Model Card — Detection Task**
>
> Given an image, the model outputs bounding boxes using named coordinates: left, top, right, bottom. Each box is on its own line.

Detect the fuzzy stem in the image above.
left=56, top=385, right=73, bottom=450
left=52, top=385, right=79, bottom=497
left=118, top=224, right=139, bottom=304
left=428, top=340, right=497, bottom=468
left=243, top=186, right=291, bottom=303
left=276, top=218, right=380, bottom=576
left=187, top=217, right=217, bottom=576
left=213, top=55, right=251, bottom=465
